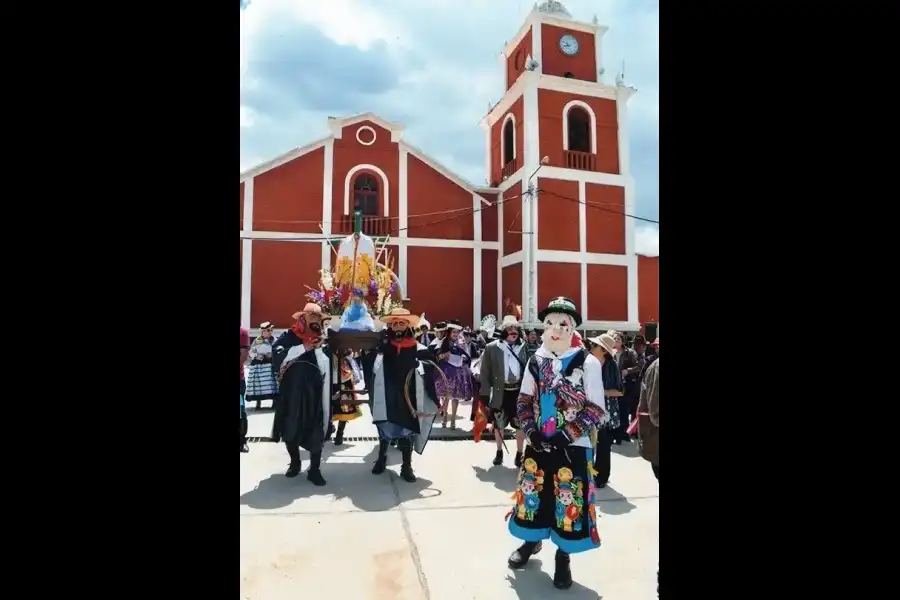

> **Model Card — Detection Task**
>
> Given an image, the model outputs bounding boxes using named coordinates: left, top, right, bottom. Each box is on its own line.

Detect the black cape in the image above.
left=361, top=340, right=438, bottom=434
left=271, top=330, right=330, bottom=451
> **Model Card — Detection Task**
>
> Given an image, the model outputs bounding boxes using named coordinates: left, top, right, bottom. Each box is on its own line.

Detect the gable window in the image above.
left=567, top=106, right=591, bottom=153
left=353, top=174, right=379, bottom=216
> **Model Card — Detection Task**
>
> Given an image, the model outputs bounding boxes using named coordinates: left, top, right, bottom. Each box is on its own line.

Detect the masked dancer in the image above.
left=505, top=297, right=606, bottom=590
left=480, top=314, right=527, bottom=467
left=271, top=304, right=330, bottom=486
left=361, top=308, right=441, bottom=483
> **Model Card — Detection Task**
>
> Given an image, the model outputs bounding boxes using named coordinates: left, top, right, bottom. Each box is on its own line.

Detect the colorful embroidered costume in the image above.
left=504, top=297, right=607, bottom=591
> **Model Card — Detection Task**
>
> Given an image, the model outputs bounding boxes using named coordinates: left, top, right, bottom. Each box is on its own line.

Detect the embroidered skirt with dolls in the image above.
left=505, top=349, right=605, bottom=554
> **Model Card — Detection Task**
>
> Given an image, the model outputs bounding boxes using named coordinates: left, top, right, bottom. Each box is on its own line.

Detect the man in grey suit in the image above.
left=479, top=315, right=527, bottom=467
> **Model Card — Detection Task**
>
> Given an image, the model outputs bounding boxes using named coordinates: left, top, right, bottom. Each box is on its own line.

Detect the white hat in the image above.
left=586, top=333, right=617, bottom=357
left=500, top=315, right=519, bottom=329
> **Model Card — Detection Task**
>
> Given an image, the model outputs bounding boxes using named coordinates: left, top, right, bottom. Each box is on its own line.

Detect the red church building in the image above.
left=239, top=0, right=659, bottom=332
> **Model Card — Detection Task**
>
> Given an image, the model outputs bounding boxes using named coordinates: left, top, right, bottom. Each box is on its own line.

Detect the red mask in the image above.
left=291, top=315, right=323, bottom=344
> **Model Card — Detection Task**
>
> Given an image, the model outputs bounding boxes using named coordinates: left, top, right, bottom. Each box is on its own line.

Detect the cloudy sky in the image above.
left=240, top=0, right=658, bottom=255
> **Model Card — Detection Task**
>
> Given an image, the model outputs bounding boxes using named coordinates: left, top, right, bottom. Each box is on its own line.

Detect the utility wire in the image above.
left=537, top=188, right=659, bottom=225
left=240, top=191, right=524, bottom=242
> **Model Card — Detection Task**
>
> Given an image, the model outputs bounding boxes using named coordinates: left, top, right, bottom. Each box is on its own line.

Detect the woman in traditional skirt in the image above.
left=246, top=321, right=278, bottom=410
left=330, top=348, right=365, bottom=446
left=435, top=319, right=472, bottom=429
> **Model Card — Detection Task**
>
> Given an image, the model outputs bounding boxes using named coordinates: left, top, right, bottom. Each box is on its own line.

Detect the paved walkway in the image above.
left=240, top=404, right=659, bottom=600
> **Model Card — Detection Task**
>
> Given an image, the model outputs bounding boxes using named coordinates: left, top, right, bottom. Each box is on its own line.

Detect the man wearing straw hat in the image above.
left=505, top=297, right=607, bottom=590
left=270, top=304, right=331, bottom=486
left=360, top=307, right=441, bottom=483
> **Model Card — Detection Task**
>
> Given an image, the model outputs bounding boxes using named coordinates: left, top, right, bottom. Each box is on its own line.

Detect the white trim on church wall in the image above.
left=532, top=18, right=543, bottom=74
left=482, top=70, right=620, bottom=131
left=538, top=250, right=629, bottom=266
left=398, top=148, right=409, bottom=293
left=536, top=166, right=625, bottom=187
left=321, top=138, right=334, bottom=273
left=501, top=250, right=523, bottom=268
left=497, top=191, right=504, bottom=316
left=343, top=164, right=390, bottom=217
left=241, top=238, right=252, bottom=330
left=240, top=231, right=499, bottom=250
left=241, top=177, right=255, bottom=330
left=240, top=137, right=329, bottom=183
left=523, top=75, right=541, bottom=323
left=472, top=192, right=482, bottom=327
left=578, top=181, right=588, bottom=320
left=562, top=100, right=598, bottom=154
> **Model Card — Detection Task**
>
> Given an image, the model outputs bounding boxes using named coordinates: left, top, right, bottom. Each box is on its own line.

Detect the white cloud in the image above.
left=635, top=226, right=659, bottom=256
left=240, top=0, right=658, bottom=247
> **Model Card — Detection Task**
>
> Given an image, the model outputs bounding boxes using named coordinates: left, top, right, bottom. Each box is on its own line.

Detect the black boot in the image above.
left=553, top=549, right=573, bottom=589
left=372, top=439, right=389, bottom=474
left=334, top=421, right=346, bottom=446
left=285, top=444, right=301, bottom=477
left=399, top=439, right=416, bottom=482
left=493, top=450, right=503, bottom=466
left=514, top=451, right=523, bottom=468
left=507, top=541, right=542, bottom=569
left=285, top=460, right=301, bottom=477
left=306, top=452, right=326, bottom=486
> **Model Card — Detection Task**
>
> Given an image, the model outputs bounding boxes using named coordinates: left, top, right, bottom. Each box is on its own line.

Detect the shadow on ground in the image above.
left=595, top=484, right=637, bottom=516
left=473, top=464, right=519, bottom=494
left=240, top=442, right=440, bottom=512
left=506, top=561, right=601, bottom=599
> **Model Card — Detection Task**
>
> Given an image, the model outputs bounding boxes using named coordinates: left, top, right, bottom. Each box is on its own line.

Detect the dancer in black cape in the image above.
left=271, top=303, right=331, bottom=486
left=360, top=308, right=440, bottom=483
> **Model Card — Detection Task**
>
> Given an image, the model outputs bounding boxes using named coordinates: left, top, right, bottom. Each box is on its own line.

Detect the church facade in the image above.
left=239, top=1, right=659, bottom=331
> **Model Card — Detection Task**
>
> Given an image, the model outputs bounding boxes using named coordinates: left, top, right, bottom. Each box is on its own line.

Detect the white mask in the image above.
left=540, top=312, right=574, bottom=355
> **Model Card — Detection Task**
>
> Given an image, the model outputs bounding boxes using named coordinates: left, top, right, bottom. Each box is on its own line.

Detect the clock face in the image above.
left=559, top=34, right=579, bottom=56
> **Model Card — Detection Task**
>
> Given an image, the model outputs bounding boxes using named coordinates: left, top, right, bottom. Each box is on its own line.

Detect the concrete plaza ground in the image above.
left=240, top=402, right=659, bottom=600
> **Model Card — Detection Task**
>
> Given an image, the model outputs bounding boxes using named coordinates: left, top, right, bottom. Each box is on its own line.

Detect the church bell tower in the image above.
left=481, top=0, right=640, bottom=331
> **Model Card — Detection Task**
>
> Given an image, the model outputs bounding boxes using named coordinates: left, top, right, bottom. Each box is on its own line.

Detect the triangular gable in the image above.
left=328, top=112, right=405, bottom=142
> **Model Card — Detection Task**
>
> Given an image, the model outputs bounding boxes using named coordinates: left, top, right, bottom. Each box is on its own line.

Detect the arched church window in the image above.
left=567, top=106, right=591, bottom=153
left=353, top=174, right=379, bottom=216
left=502, top=118, right=515, bottom=167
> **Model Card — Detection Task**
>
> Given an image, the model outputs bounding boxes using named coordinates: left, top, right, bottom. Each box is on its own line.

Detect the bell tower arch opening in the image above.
left=501, top=113, right=516, bottom=168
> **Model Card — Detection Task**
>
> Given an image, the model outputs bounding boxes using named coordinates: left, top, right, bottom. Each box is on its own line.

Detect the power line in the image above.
left=537, top=188, right=659, bottom=225
left=240, top=191, right=524, bottom=242
left=246, top=204, right=477, bottom=226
